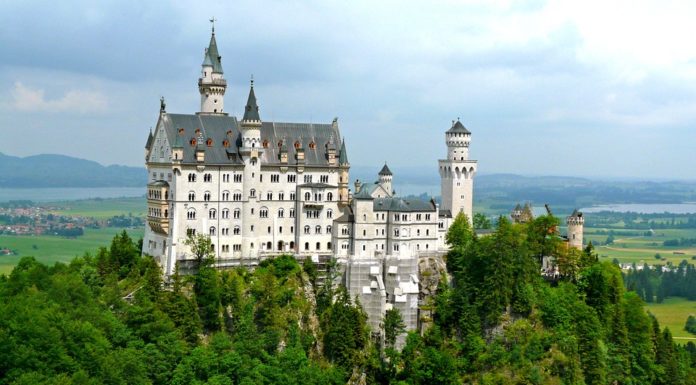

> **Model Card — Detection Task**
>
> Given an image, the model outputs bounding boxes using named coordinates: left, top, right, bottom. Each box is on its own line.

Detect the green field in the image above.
left=0, top=227, right=144, bottom=275
left=587, top=228, right=696, bottom=266
left=645, top=297, right=696, bottom=342
left=47, top=196, right=145, bottom=219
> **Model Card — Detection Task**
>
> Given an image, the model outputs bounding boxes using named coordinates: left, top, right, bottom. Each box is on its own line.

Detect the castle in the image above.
left=142, top=26, right=477, bottom=277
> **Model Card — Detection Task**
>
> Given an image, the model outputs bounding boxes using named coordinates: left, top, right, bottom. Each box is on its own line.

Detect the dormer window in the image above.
left=309, top=141, right=316, bottom=149
left=278, top=141, right=283, bottom=147
left=294, top=141, right=301, bottom=149
left=195, top=128, right=201, bottom=135
left=262, top=140, right=269, bottom=148
left=206, top=138, right=213, bottom=147
left=190, top=138, right=197, bottom=147
left=223, top=140, right=230, bottom=148
left=178, top=128, right=185, bottom=135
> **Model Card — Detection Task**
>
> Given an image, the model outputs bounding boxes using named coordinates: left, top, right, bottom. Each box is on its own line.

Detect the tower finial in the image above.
left=250, top=74, right=254, bottom=87
left=160, top=96, right=166, bottom=112
left=209, top=17, right=217, bottom=34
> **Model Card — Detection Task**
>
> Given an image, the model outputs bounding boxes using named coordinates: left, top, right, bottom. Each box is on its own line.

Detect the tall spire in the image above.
left=338, top=138, right=349, bottom=165
left=204, top=19, right=223, bottom=74
left=242, top=78, right=260, bottom=122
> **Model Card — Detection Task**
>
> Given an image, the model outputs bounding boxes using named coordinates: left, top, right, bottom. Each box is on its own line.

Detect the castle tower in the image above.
left=439, top=119, right=477, bottom=222
left=378, top=163, right=393, bottom=196
left=566, top=209, right=584, bottom=249
left=240, top=80, right=262, bottom=151
left=338, top=138, right=350, bottom=205
left=198, top=23, right=227, bottom=114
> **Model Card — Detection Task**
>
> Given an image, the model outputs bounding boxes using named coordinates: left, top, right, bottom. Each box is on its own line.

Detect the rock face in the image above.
left=417, top=254, right=448, bottom=333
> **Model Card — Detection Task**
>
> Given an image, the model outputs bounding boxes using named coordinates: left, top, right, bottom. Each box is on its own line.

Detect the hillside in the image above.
left=0, top=153, right=145, bottom=188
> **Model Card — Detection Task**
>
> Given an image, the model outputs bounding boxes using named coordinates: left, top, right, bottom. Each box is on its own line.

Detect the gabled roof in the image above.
left=447, top=119, right=470, bottom=134
left=378, top=163, right=392, bottom=176
left=353, top=187, right=374, bottom=200
left=155, top=113, right=341, bottom=166
left=373, top=197, right=436, bottom=212
left=242, top=84, right=260, bottom=122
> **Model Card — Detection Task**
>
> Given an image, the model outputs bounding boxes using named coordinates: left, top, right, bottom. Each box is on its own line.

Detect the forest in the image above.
left=1, top=214, right=696, bottom=384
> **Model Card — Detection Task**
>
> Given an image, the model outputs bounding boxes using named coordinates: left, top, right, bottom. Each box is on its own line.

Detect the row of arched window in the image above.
left=303, top=225, right=332, bottom=234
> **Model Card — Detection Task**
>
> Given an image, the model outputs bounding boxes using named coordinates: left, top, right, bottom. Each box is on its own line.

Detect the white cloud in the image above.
left=10, top=81, right=107, bottom=113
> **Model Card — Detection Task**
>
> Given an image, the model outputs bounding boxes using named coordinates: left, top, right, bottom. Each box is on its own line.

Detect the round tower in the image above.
left=240, top=79, right=261, bottom=150
left=566, top=209, right=584, bottom=249
left=439, top=118, right=477, bottom=222
left=378, top=163, right=393, bottom=196
left=198, top=23, right=227, bottom=114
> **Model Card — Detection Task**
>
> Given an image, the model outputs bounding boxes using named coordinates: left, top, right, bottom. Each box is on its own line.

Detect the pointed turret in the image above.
left=378, top=162, right=392, bottom=176
left=242, top=81, right=261, bottom=122
left=198, top=22, right=227, bottom=114
left=338, top=138, right=349, bottom=165
left=240, top=79, right=262, bottom=152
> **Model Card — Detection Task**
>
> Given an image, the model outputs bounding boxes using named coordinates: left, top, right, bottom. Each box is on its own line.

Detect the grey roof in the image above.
left=447, top=120, right=471, bottom=134
left=353, top=187, right=374, bottom=200
left=156, top=113, right=342, bottom=166
left=569, top=209, right=583, bottom=218
left=173, top=132, right=183, bottom=148
left=338, top=138, right=349, bottom=165
left=145, top=130, right=153, bottom=150
left=148, top=180, right=170, bottom=187
left=378, top=163, right=392, bottom=176
left=439, top=210, right=452, bottom=218
left=205, top=33, right=223, bottom=74
left=373, top=197, right=436, bottom=212
left=299, top=183, right=335, bottom=188
left=242, top=85, right=260, bottom=121
left=335, top=207, right=354, bottom=223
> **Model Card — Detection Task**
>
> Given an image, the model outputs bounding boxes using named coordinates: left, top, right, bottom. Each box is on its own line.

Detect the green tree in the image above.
left=473, top=213, right=491, bottom=230
left=383, top=308, right=406, bottom=349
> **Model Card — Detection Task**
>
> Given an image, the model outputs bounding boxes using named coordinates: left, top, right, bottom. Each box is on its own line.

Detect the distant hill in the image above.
left=0, top=153, right=146, bottom=188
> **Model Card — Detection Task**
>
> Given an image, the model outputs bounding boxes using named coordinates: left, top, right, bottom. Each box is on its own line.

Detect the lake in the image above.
left=580, top=203, right=696, bottom=214
left=0, top=187, right=144, bottom=203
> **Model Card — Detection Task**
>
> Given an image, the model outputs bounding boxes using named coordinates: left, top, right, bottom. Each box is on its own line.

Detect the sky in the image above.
left=1, top=0, right=695, bottom=180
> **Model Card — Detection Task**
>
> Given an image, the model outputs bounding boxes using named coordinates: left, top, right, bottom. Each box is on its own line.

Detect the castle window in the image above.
left=290, top=192, right=296, bottom=200
left=327, top=225, right=332, bottom=233
left=304, top=192, right=311, bottom=201
left=188, top=192, right=195, bottom=201
left=320, top=175, right=329, bottom=183
left=266, top=192, right=273, bottom=200
left=327, top=192, right=333, bottom=201
left=233, top=208, right=240, bottom=219
left=271, top=174, right=280, bottom=183
left=206, top=138, right=213, bottom=147
left=266, top=241, right=272, bottom=250
left=394, top=229, right=400, bottom=237
left=278, top=141, right=283, bottom=147
left=342, top=227, right=349, bottom=235
left=326, top=209, right=333, bottom=219
left=234, top=174, right=242, bottom=182
left=188, top=173, right=196, bottom=182
left=315, top=242, right=320, bottom=250
left=260, top=208, right=268, bottom=218
left=278, top=208, right=284, bottom=218
left=290, top=241, right=295, bottom=249
left=288, top=175, right=296, bottom=183
left=186, top=228, right=196, bottom=236
left=233, top=226, right=240, bottom=235
left=233, top=192, right=242, bottom=201
left=222, top=191, right=229, bottom=201
left=187, top=209, right=196, bottom=220
left=209, top=209, right=216, bottom=219
left=250, top=189, right=256, bottom=197
left=289, top=208, right=295, bottom=218
left=305, top=242, right=309, bottom=251
left=304, top=225, right=310, bottom=234
left=262, top=140, right=269, bottom=148
left=294, top=141, right=301, bottom=149
left=309, top=141, right=316, bottom=149
left=223, top=140, right=230, bottom=148
left=178, top=128, right=185, bottom=135
left=190, top=138, right=197, bottom=147
left=204, top=192, right=211, bottom=201
left=204, top=173, right=212, bottom=182
left=327, top=242, right=332, bottom=250
left=278, top=192, right=284, bottom=200
left=222, top=209, right=229, bottom=219
left=315, top=225, right=322, bottom=234
left=209, top=226, right=216, bottom=236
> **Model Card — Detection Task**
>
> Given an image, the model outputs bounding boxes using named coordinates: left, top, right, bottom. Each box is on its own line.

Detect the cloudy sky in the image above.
left=1, top=0, right=695, bottom=180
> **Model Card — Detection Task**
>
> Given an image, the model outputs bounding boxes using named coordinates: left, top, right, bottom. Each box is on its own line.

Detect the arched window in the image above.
left=233, top=208, right=241, bottom=219
left=326, top=209, right=333, bottom=219
left=204, top=191, right=211, bottom=201
left=304, top=192, right=311, bottom=201
left=209, top=226, right=216, bottom=236
left=188, top=191, right=195, bottom=201
left=222, top=209, right=229, bottom=219
left=250, top=189, right=256, bottom=197
left=260, top=208, right=268, bottom=218
left=304, top=242, right=309, bottom=250
left=223, top=139, right=230, bottom=148
left=233, top=226, right=240, bottom=235
left=262, top=139, right=269, bottom=148
left=327, top=242, right=332, bottom=250
left=290, top=241, right=295, bottom=249
left=209, top=209, right=216, bottom=219
left=326, top=225, right=332, bottom=234
left=309, top=141, right=316, bottom=149
left=315, top=225, right=322, bottom=234
left=294, top=141, right=301, bottom=149
left=327, top=192, right=333, bottom=201
left=304, top=225, right=310, bottom=234
left=278, top=208, right=284, bottom=218
left=315, top=242, right=320, bottom=250
left=266, top=191, right=273, bottom=200
left=187, top=208, right=196, bottom=220
left=266, top=241, right=272, bottom=250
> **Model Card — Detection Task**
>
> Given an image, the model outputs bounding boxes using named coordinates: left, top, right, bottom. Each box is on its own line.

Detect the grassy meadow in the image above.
left=0, top=227, right=144, bottom=275
left=47, top=196, right=145, bottom=219
left=645, top=297, right=696, bottom=342
left=587, top=228, right=696, bottom=266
